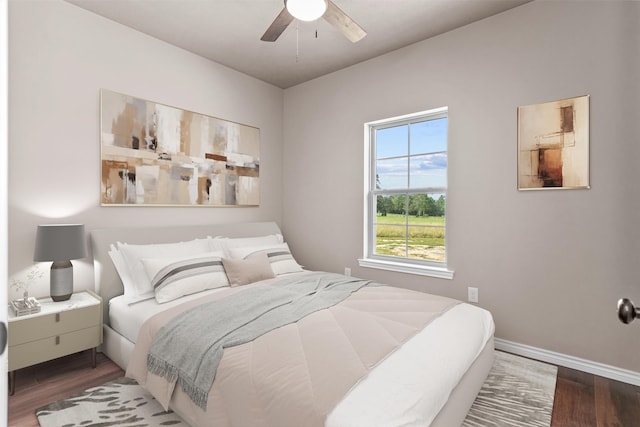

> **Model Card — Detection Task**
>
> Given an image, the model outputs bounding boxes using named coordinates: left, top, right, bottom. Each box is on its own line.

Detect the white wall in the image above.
left=283, top=1, right=640, bottom=372
left=8, top=0, right=284, bottom=299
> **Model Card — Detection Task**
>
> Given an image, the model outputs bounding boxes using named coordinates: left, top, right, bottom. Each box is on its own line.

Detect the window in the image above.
left=359, top=107, right=453, bottom=279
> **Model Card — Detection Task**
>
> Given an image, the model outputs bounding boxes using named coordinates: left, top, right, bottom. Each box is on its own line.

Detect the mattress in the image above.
left=111, top=282, right=494, bottom=426
left=109, top=287, right=228, bottom=343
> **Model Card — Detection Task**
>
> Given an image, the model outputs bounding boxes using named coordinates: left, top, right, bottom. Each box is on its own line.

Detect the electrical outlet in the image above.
left=468, top=287, right=479, bottom=303
left=344, top=267, right=351, bottom=276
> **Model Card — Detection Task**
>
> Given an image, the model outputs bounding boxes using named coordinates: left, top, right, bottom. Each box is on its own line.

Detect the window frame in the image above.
left=359, top=107, right=454, bottom=280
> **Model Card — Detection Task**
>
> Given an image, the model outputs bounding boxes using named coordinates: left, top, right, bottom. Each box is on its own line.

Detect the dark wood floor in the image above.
left=8, top=350, right=124, bottom=427
left=551, top=366, right=640, bottom=427
left=7, top=350, right=640, bottom=426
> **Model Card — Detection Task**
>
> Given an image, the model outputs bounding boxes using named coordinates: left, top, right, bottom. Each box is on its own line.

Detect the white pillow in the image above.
left=108, top=245, right=136, bottom=300
left=219, top=234, right=283, bottom=257
left=228, top=243, right=303, bottom=276
left=116, top=238, right=212, bottom=304
left=207, top=237, right=225, bottom=252
left=142, top=252, right=229, bottom=303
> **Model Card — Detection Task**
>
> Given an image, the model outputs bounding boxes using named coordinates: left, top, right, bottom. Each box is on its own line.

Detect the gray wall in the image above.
left=8, top=0, right=284, bottom=299
left=282, top=0, right=640, bottom=372
left=8, top=0, right=640, bottom=375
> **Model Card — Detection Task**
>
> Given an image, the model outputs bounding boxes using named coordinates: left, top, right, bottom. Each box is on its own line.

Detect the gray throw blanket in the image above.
left=147, top=272, right=376, bottom=410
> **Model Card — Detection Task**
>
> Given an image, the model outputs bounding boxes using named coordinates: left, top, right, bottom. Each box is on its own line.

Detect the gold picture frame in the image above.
left=517, top=95, right=589, bottom=190
left=100, top=89, right=260, bottom=206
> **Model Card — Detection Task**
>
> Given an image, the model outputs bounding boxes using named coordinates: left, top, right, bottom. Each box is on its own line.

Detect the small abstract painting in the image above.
left=100, top=89, right=260, bottom=206
left=518, top=95, right=589, bottom=190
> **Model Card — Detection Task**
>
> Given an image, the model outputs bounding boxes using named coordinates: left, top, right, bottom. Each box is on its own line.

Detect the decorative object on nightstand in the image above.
left=10, top=265, right=44, bottom=315
left=33, top=224, right=87, bottom=301
left=10, top=291, right=41, bottom=316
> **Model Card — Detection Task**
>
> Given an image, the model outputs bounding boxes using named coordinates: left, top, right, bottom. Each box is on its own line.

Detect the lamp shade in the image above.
left=286, top=0, right=327, bottom=21
left=34, top=224, right=87, bottom=262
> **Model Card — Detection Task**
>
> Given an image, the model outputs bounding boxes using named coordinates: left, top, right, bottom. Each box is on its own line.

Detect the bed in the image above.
left=90, top=221, right=495, bottom=427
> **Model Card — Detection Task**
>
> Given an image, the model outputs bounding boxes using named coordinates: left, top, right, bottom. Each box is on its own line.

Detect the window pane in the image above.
left=375, top=194, right=392, bottom=217
left=410, top=117, right=447, bottom=155
left=409, top=153, right=447, bottom=189
left=376, top=157, right=408, bottom=190
left=375, top=223, right=407, bottom=257
left=407, top=225, right=445, bottom=262
left=373, top=201, right=446, bottom=262
left=376, top=125, right=408, bottom=159
left=406, top=193, right=445, bottom=217
left=431, top=194, right=446, bottom=220
left=375, top=194, right=408, bottom=217
left=375, top=195, right=406, bottom=257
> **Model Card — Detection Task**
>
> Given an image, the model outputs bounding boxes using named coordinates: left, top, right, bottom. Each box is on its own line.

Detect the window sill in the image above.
left=357, top=258, right=454, bottom=280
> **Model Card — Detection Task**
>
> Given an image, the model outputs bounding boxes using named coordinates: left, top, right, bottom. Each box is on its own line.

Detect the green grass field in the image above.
left=375, top=213, right=445, bottom=261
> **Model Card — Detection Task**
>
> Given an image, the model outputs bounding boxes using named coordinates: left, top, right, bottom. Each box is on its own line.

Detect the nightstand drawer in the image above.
left=8, top=304, right=100, bottom=346
left=8, top=325, right=101, bottom=371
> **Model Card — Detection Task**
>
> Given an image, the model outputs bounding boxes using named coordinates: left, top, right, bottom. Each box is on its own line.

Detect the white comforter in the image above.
left=111, top=282, right=494, bottom=426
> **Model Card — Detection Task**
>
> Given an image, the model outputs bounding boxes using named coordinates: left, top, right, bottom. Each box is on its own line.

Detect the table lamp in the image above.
left=33, top=224, right=87, bottom=301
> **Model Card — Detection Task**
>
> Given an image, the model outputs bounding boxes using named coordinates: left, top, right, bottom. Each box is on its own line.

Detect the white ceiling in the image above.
left=64, top=0, right=532, bottom=89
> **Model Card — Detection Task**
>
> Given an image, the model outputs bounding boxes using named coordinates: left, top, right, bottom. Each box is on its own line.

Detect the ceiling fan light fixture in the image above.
left=286, top=0, right=327, bottom=22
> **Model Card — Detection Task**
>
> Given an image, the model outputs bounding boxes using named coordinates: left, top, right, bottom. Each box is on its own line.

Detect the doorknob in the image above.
left=618, top=298, right=640, bottom=324
left=0, top=321, right=6, bottom=355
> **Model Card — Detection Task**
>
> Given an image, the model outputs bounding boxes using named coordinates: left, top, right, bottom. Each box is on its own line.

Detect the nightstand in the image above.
left=8, top=290, right=103, bottom=395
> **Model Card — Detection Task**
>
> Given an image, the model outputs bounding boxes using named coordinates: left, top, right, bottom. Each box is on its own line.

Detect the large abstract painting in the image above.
left=518, top=95, right=589, bottom=190
left=100, top=89, right=260, bottom=206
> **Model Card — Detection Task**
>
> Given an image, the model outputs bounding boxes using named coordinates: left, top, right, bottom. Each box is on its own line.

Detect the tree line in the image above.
left=377, top=194, right=445, bottom=217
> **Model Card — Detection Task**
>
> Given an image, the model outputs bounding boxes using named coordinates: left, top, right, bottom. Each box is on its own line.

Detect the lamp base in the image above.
left=50, top=261, right=73, bottom=302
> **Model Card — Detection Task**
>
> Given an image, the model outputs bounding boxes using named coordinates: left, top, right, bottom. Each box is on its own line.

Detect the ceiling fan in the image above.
left=261, top=0, right=367, bottom=43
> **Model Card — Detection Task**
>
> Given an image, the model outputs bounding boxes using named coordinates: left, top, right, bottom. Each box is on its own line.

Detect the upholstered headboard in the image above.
left=90, top=221, right=282, bottom=326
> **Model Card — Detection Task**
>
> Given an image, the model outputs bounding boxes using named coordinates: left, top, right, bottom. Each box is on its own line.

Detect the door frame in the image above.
left=1, top=0, right=10, bottom=422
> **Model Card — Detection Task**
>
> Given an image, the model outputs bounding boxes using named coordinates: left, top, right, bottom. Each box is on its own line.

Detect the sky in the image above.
left=375, top=117, right=447, bottom=190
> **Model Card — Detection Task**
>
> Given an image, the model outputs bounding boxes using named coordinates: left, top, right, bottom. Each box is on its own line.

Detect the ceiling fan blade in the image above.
left=261, top=7, right=294, bottom=42
left=323, top=0, right=367, bottom=43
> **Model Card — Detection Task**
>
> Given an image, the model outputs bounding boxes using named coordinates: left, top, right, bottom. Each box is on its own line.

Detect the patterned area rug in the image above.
left=36, top=351, right=557, bottom=427
left=36, top=377, right=186, bottom=426
left=463, top=351, right=557, bottom=427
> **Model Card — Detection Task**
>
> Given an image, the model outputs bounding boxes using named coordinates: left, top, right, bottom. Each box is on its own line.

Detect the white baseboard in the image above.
left=494, top=338, right=640, bottom=387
